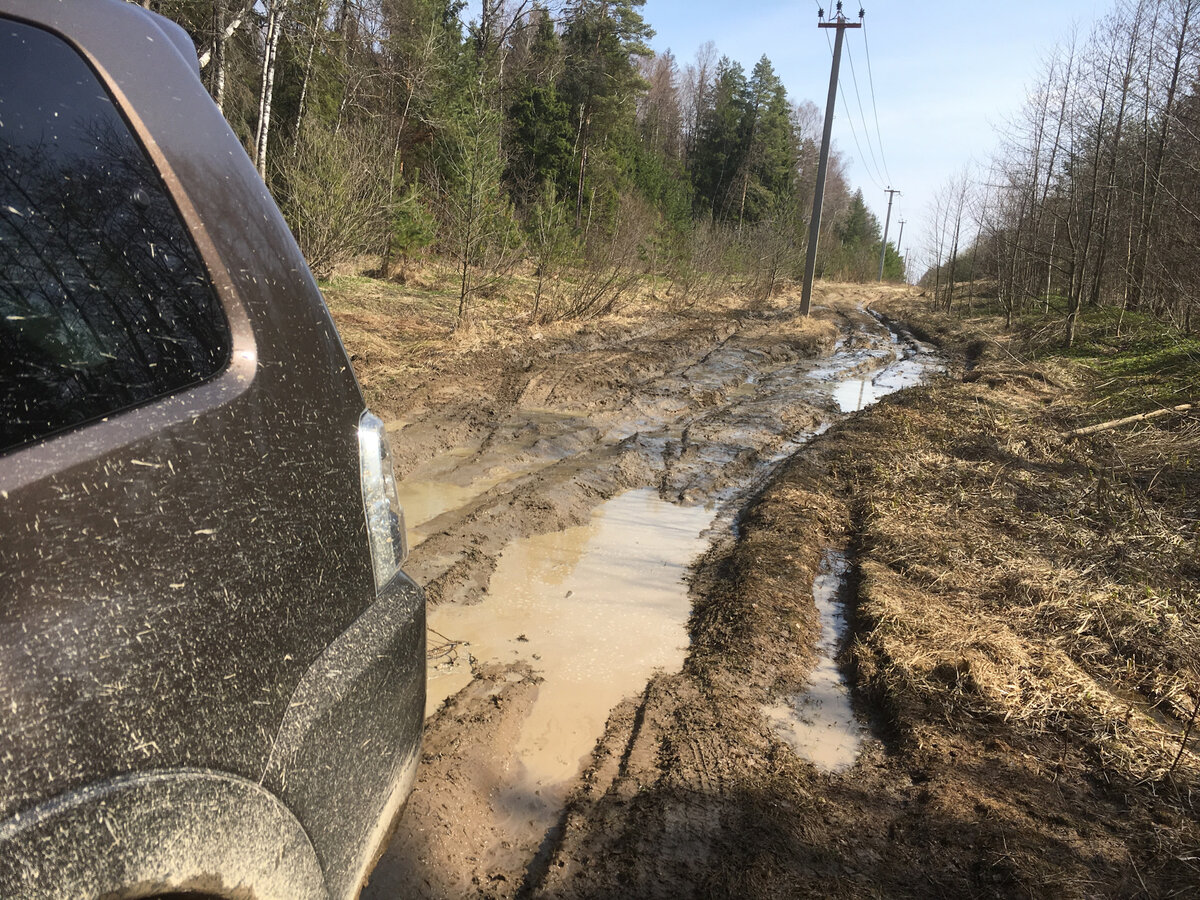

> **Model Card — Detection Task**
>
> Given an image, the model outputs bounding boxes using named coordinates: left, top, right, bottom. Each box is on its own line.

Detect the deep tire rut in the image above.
left=361, top=286, right=932, bottom=899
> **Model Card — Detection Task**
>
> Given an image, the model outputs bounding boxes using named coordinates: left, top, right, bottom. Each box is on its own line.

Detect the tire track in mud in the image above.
left=361, top=287, right=937, bottom=898
left=394, top=306, right=843, bottom=607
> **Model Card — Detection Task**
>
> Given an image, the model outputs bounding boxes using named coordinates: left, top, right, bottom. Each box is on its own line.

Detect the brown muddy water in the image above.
left=762, top=550, right=865, bottom=772
left=426, top=489, right=715, bottom=821
left=396, top=309, right=939, bottom=834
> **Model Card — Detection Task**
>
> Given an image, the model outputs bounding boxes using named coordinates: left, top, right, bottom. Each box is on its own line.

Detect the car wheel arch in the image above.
left=0, top=769, right=329, bottom=900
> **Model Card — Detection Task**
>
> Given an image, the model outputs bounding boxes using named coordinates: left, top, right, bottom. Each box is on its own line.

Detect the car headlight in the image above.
left=357, top=410, right=408, bottom=591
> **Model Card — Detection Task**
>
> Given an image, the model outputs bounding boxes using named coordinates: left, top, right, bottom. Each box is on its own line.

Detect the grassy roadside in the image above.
left=320, top=267, right=836, bottom=417
left=841, top=296, right=1200, bottom=891
left=320, top=267, right=696, bottom=410
left=865, top=297, right=1199, bottom=749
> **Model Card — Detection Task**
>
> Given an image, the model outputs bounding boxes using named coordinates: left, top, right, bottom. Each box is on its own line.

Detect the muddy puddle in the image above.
left=396, top=434, right=569, bottom=546
left=763, top=550, right=865, bottom=773
left=831, top=353, right=933, bottom=412
left=358, top=298, right=955, bottom=896
left=396, top=480, right=482, bottom=547
left=399, top=305, right=938, bottom=843
left=426, top=489, right=715, bottom=815
left=415, top=307, right=940, bottom=727
left=810, top=320, right=941, bottom=414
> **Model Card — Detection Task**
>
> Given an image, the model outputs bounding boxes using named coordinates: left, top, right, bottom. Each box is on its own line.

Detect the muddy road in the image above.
left=347, top=284, right=939, bottom=898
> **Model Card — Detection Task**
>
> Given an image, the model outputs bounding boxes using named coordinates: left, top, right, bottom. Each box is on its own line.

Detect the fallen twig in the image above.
left=1169, top=684, right=1200, bottom=780
left=1063, top=403, right=1194, bottom=441
left=427, top=626, right=465, bottom=662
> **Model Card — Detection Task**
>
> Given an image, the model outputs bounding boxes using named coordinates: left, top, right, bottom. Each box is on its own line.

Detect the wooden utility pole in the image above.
left=895, top=218, right=906, bottom=280
left=877, top=187, right=901, bottom=281
left=800, top=3, right=863, bottom=316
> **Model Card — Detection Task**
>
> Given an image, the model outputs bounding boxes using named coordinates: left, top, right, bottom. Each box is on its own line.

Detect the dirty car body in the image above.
left=0, top=3, right=423, bottom=898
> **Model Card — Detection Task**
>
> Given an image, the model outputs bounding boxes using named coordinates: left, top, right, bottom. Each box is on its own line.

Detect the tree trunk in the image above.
left=574, top=108, right=590, bottom=229
left=1064, top=210, right=1081, bottom=347
left=1130, top=0, right=1193, bottom=311
left=458, top=153, right=480, bottom=327
left=738, top=170, right=749, bottom=232
left=945, top=213, right=962, bottom=312
left=293, top=8, right=322, bottom=146
left=214, top=1, right=227, bottom=112
left=380, top=71, right=421, bottom=278
left=1064, top=403, right=1195, bottom=440
left=1045, top=220, right=1057, bottom=312
left=1031, top=44, right=1073, bottom=308
left=968, top=209, right=984, bottom=311
left=254, top=0, right=288, bottom=179
left=1007, top=210, right=1026, bottom=328
left=1090, top=6, right=1141, bottom=308
left=1067, top=44, right=1112, bottom=333
left=199, top=0, right=255, bottom=71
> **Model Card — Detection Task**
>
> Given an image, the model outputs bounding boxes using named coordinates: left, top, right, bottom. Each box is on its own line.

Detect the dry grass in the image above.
left=838, top=301, right=1200, bottom=796
left=321, top=264, right=847, bottom=413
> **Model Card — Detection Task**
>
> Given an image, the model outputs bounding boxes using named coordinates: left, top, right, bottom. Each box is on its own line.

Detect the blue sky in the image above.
left=641, top=0, right=1108, bottom=267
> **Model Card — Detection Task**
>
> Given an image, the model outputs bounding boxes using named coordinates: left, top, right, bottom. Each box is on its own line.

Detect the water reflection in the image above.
left=763, top=550, right=866, bottom=773
left=831, top=342, right=940, bottom=413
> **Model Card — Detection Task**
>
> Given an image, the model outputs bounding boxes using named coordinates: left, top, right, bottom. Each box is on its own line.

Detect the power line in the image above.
left=861, top=19, right=893, bottom=185
left=823, top=28, right=885, bottom=192
left=802, top=3, right=862, bottom=316
left=844, top=39, right=888, bottom=190
left=878, top=187, right=900, bottom=280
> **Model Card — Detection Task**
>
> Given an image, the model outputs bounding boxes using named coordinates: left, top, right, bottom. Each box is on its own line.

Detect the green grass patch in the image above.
left=1049, top=309, right=1200, bottom=415
left=935, top=299, right=1199, bottom=416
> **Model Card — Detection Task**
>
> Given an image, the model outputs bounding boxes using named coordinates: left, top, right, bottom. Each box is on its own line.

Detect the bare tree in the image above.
left=681, top=41, right=717, bottom=159
left=254, top=0, right=289, bottom=178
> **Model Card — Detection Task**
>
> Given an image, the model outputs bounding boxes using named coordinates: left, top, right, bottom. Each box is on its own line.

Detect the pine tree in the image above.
left=742, top=56, right=796, bottom=223
left=690, top=57, right=750, bottom=220
left=827, top=189, right=883, bottom=281
left=558, top=0, right=654, bottom=231
left=505, top=10, right=573, bottom=203
left=439, top=72, right=523, bottom=325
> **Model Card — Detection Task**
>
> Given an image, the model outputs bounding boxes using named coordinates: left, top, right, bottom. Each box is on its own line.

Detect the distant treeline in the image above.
left=922, top=0, right=1200, bottom=341
left=148, top=0, right=904, bottom=322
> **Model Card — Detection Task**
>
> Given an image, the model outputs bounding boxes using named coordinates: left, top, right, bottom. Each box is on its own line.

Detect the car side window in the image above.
left=0, top=17, right=231, bottom=454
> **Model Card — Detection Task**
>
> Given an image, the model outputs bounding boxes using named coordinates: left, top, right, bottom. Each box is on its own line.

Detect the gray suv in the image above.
left=0, top=3, right=424, bottom=898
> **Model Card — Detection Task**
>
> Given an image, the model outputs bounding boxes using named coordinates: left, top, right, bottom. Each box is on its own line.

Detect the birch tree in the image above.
left=254, top=0, right=289, bottom=178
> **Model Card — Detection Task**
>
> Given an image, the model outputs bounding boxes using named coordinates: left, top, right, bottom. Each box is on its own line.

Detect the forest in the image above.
left=921, top=0, right=1200, bottom=344
left=141, top=0, right=903, bottom=324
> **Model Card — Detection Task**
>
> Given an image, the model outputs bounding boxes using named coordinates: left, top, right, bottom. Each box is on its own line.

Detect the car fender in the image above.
left=0, top=769, right=328, bottom=900
left=261, top=571, right=425, bottom=899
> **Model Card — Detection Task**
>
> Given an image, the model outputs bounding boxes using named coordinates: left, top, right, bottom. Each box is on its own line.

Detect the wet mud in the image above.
left=356, top=285, right=940, bottom=898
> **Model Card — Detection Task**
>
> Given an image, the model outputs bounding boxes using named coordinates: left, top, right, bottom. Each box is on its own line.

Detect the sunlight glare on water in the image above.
left=833, top=377, right=877, bottom=412
left=832, top=354, right=937, bottom=413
